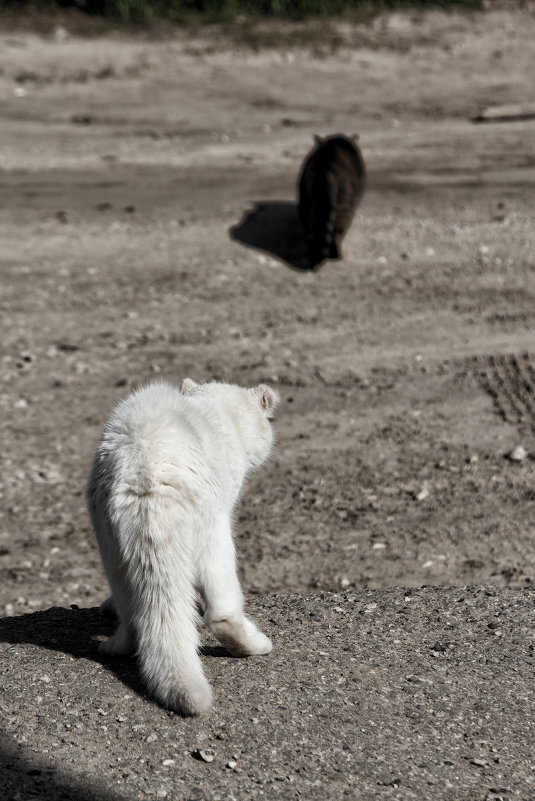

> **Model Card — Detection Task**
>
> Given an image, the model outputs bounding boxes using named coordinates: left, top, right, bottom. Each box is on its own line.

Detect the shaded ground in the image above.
left=0, top=7, right=535, bottom=799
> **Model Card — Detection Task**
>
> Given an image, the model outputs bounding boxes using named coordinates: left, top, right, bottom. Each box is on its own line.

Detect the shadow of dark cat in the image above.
left=0, top=606, right=232, bottom=712
left=229, top=200, right=312, bottom=272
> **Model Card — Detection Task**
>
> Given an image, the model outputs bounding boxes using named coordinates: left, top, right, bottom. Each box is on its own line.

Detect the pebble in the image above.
left=416, top=484, right=430, bottom=502
left=162, top=759, right=175, bottom=767
left=226, top=760, right=237, bottom=770
left=509, top=445, right=527, bottom=462
left=193, top=748, right=215, bottom=763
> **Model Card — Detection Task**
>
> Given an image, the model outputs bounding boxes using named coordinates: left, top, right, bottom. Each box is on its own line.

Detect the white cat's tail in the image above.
left=109, top=493, right=213, bottom=717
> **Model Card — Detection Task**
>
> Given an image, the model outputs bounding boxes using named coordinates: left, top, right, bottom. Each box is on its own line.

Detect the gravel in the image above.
left=1, top=587, right=534, bottom=800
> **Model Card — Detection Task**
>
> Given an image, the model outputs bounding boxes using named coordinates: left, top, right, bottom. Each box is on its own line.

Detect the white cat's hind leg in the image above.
left=200, top=516, right=272, bottom=657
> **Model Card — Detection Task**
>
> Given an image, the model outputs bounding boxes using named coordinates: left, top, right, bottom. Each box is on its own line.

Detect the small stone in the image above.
left=470, top=758, right=488, bottom=767
left=192, top=748, right=215, bottom=763
left=226, top=760, right=237, bottom=770
left=509, top=445, right=528, bottom=462
left=54, top=25, right=69, bottom=42
left=416, top=484, right=430, bottom=501
left=372, top=542, right=386, bottom=550
left=162, top=759, right=175, bottom=767
left=146, top=733, right=158, bottom=743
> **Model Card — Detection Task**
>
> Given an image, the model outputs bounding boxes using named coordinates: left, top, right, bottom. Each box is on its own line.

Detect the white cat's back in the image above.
left=97, top=382, right=214, bottom=502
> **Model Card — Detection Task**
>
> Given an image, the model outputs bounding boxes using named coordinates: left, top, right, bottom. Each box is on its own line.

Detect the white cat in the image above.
left=86, top=378, right=279, bottom=716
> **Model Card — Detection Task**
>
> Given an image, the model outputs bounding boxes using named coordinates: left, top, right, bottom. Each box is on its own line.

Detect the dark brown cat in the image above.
left=297, top=134, right=366, bottom=269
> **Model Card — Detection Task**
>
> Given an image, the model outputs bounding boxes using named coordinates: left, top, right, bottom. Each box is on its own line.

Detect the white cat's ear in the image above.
left=181, top=378, right=198, bottom=393
left=253, top=385, right=280, bottom=418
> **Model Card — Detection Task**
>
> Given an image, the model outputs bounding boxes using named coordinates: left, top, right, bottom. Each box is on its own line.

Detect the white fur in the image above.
left=87, top=379, right=279, bottom=716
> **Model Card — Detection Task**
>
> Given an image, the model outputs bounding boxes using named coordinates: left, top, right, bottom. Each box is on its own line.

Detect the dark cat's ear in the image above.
left=314, top=134, right=323, bottom=145
left=254, top=385, right=280, bottom=418
left=350, top=133, right=360, bottom=142
left=181, top=378, right=198, bottom=393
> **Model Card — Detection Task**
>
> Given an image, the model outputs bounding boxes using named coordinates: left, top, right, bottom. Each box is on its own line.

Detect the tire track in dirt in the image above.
left=478, top=352, right=535, bottom=430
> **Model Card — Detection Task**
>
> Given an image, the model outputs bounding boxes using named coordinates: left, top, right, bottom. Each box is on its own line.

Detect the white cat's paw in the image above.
left=159, top=676, right=213, bottom=717
left=245, top=630, right=273, bottom=656
left=178, top=681, right=213, bottom=717
left=210, top=618, right=272, bottom=657
left=242, top=617, right=272, bottom=655
left=99, top=628, right=133, bottom=658
left=100, top=596, right=117, bottom=616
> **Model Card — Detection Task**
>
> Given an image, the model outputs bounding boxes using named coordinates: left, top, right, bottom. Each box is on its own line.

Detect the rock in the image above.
left=508, top=445, right=528, bottom=462
left=192, top=748, right=215, bottom=763
left=416, top=483, right=430, bottom=501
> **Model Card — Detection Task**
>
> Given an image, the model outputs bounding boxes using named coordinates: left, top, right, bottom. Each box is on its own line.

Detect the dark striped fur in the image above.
left=298, top=134, right=366, bottom=268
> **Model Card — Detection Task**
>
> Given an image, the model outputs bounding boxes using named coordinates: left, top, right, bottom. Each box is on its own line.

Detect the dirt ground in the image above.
left=1, top=6, right=535, bottom=619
